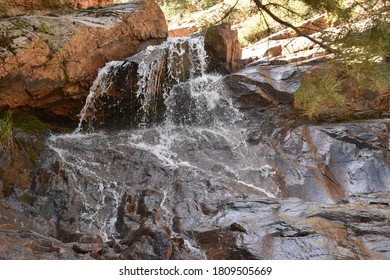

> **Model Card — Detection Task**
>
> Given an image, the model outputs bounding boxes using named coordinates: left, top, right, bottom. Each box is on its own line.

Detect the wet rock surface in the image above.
left=0, top=201, right=90, bottom=259
left=77, top=36, right=208, bottom=130
left=0, top=12, right=389, bottom=259
left=2, top=106, right=384, bottom=260
left=223, top=57, right=326, bottom=109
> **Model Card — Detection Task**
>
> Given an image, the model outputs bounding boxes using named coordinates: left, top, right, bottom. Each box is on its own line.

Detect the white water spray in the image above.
left=48, top=36, right=280, bottom=242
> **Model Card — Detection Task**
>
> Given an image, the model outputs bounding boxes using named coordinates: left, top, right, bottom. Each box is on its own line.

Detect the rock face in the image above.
left=0, top=201, right=91, bottom=259
left=1, top=5, right=389, bottom=260
left=222, top=57, right=328, bottom=108
left=204, top=24, right=242, bottom=73
left=1, top=47, right=390, bottom=259
left=0, top=0, right=114, bottom=15
left=0, top=0, right=167, bottom=122
left=28, top=113, right=390, bottom=260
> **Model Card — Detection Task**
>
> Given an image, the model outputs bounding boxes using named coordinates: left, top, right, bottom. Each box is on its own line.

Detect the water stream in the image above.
left=47, top=36, right=281, bottom=241
left=43, top=36, right=390, bottom=259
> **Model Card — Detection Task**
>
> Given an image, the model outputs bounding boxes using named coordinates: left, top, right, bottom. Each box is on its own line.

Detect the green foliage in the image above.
left=41, top=0, right=62, bottom=9
left=0, top=111, right=49, bottom=168
left=294, top=60, right=390, bottom=120
left=0, top=3, right=8, bottom=16
left=239, top=15, right=267, bottom=46
left=193, top=0, right=222, bottom=9
left=11, top=21, right=29, bottom=30
left=2, top=182, right=14, bottom=197
left=300, top=0, right=342, bottom=14
left=12, top=112, right=49, bottom=136
left=12, top=112, right=49, bottom=167
left=158, top=2, right=191, bottom=26
left=294, top=64, right=345, bottom=120
left=158, top=0, right=229, bottom=27
left=346, top=62, right=390, bottom=93
left=0, top=111, right=14, bottom=155
left=336, top=20, right=390, bottom=63
left=158, top=0, right=223, bottom=11
left=19, top=193, right=32, bottom=204
left=36, top=22, right=52, bottom=34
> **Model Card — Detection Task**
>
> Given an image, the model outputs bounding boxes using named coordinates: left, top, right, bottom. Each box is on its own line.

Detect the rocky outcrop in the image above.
left=0, top=200, right=91, bottom=259
left=1, top=55, right=389, bottom=259
left=0, top=0, right=167, bottom=122
left=204, top=24, right=242, bottom=73
left=10, top=103, right=386, bottom=260
left=0, top=0, right=114, bottom=16
left=222, top=57, right=328, bottom=108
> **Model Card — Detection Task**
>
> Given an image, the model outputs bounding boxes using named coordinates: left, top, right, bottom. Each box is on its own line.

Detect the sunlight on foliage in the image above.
left=294, top=60, right=390, bottom=120
left=0, top=111, right=14, bottom=156
left=347, top=62, right=390, bottom=93
left=294, top=65, right=345, bottom=120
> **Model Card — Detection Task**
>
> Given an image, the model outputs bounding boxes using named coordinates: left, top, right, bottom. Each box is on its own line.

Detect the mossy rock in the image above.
left=40, top=197, right=55, bottom=219
left=19, top=193, right=33, bottom=204
left=12, top=112, right=50, bottom=136
left=1, top=182, right=14, bottom=197
left=41, top=0, right=62, bottom=9
left=0, top=111, right=50, bottom=192
left=0, top=3, right=8, bottom=17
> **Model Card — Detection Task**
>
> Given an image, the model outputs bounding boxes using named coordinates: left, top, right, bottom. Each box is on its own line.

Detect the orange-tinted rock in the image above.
left=79, top=234, right=103, bottom=244
left=0, top=230, right=90, bottom=259
left=204, top=24, right=242, bottom=73
left=168, top=26, right=197, bottom=37
left=73, top=243, right=104, bottom=254
left=0, top=0, right=168, bottom=122
left=0, top=0, right=114, bottom=16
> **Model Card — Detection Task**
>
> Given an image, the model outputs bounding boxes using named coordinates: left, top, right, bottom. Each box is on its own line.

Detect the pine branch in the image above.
left=214, top=0, right=239, bottom=25
left=252, top=0, right=336, bottom=53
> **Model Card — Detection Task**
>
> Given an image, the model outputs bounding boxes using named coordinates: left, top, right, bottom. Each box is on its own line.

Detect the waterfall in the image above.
left=47, top=35, right=278, bottom=244
left=76, top=36, right=211, bottom=131
left=35, top=33, right=390, bottom=260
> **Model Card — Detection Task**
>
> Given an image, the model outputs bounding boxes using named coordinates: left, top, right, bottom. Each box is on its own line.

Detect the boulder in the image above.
left=0, top=200, right=91, bottom=259
left=0, top=230, right=92, bottom=259
left=204, top=24, right=242, bottom=74
left=0, top=0, right=168, bottom=122
left=222, top=58, right=325, bottom=109
left=0, top=0, right=114, bottom=16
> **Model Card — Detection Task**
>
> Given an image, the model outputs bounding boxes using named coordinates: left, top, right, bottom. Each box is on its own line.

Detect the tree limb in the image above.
left=252, top=0, right=336, bottom=53
left=214, top=0, right=240, bottom=25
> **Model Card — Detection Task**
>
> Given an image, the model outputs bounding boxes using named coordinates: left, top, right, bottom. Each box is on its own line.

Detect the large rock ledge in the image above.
left=0, top=0, right=114, bottom=16
left=0, top=0, right=167, bottom=121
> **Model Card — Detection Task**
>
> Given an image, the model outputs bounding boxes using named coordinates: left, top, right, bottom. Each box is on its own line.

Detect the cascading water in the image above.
left=76, top=36, right=209, bottom=130
left=47, top=36, right=280, bottom=247
left=42, top=34, right=390, bottom=260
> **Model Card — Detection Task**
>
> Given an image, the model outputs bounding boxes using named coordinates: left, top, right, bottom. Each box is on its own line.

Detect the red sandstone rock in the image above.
left=204, top=24, right=242, bottom=73
left=0, top=0, right=114, bottom=15
left=0, top=0, right=168, bottom=121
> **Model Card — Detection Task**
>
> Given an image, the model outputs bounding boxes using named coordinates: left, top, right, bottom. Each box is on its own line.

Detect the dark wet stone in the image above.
left=73, top=243, right=104, bottom=254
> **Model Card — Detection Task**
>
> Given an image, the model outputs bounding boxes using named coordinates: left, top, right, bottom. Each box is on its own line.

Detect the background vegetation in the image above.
left=158, top=0, right=389, bottom=120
